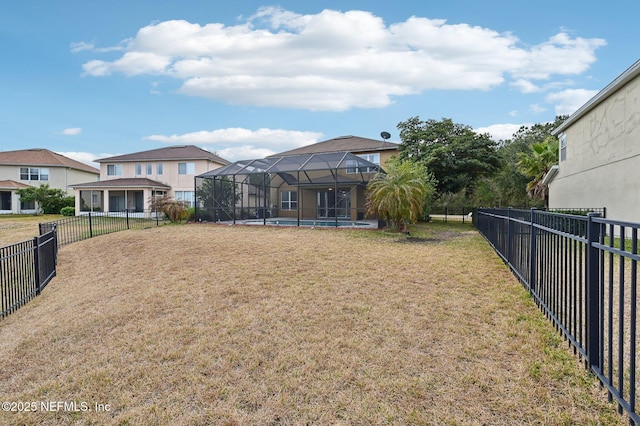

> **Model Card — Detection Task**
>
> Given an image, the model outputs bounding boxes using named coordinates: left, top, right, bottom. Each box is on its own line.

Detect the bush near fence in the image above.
left=476, top=208, right=638, bottom=425
left=1, top=210, right=167, bottom=318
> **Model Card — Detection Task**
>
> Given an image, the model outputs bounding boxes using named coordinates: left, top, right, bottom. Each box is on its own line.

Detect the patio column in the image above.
left=103, top=190, right=110, bottom=213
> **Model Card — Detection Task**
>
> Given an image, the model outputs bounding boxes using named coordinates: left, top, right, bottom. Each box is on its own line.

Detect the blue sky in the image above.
left=1, top=1, right=638, bottom=167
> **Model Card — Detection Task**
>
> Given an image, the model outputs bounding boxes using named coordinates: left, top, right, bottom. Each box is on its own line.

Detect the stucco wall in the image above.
left=549, top=74, right=640, bottom=222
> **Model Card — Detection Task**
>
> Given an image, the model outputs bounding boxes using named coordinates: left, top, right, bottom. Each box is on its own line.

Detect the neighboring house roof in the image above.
left=0, top=148, right=99, bottom=174
left=553, top=59, right=640, bottom=135
left=271, top=135, right=399, bottom=157
left=97, top=145, right=230, bottom=165
left=71, top=178, right=171, bottom=189
left=0, top=180, right=31, bottom=190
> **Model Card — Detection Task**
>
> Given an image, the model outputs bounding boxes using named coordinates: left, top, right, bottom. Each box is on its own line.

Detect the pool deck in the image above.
left=223, top=217, right=379, bottom=229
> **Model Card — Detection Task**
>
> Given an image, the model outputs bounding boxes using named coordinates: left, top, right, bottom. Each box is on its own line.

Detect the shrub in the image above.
left=60, top=206, right=75, bottom=216
left=149, top=195, right=189, bottom=223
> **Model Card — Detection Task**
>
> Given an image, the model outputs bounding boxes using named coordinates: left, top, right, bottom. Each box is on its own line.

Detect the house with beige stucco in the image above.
left=0, top=148, right=99, bottom=214
left=71, top=145, right=229, bottom=214
left=196, top=135, right=398, bottom=225
left=546, top=59, right=640, bottom=223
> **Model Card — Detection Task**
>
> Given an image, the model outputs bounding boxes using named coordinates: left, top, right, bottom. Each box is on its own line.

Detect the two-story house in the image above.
left=547, top=59, right=640, bottom=223
left=196, top=135, right=399, bottom=223
left=71, top=145, right=229, bottom=214
left=0, top=148, right=99, bottom=214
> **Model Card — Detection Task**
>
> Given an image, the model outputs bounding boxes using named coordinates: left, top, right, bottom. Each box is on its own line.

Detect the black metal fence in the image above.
left=39, top=210, right=166, bottom=247
left=1, top=210, right=167, bottom=319
left=1, top=229, right=57, bottom=318
left=476, top=208, right=638, bottom=425
left=428, top=206, right=473, bottom=223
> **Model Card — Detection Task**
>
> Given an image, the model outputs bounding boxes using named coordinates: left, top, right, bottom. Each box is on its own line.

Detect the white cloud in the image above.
left=546, top=88, right=599, bottom=115
left=529, top=104, right=547, bottom=114
left=70, top=39, right=130, bottom=53
left=79, top=7, right=606, bottom=111
left=475, top=123, right=531, bottom=142
left=144, top=127, right=324, bottom=161
left=56, top=151, right=106, bottom=169
left=62, top=127, right=82, bottom=135
left=510, top=79, right=540, bottom=94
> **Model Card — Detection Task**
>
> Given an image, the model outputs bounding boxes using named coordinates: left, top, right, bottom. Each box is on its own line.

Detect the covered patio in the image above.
left=195, top=151, right=382, bottom=227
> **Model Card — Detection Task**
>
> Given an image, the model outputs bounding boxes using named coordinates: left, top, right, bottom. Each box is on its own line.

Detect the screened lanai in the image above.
left=194, top=151, right=382, bottom=227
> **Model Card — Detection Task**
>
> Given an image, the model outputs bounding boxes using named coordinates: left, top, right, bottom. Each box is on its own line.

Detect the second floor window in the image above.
left=178, top=162, right=195, bottom=175
left=107, top=164, right=122, bottom=176
left=135, top=164, right=142, bottom=176
left=20, top=167, right=49, bottom=181
left=157, top=163, right=163, bottom=175
left=347, top=153, right=380, bottom=173
left=146, top=163, right=153, bottom=175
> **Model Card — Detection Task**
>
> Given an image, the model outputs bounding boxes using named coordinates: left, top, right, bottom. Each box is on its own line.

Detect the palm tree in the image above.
left=366, top=160, right=435, bottom=231
left=516, top=136, right=559, bottom=206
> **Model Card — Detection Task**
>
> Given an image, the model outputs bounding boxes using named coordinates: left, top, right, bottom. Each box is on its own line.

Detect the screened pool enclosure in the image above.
left=194, top=151, right=382, bottom=227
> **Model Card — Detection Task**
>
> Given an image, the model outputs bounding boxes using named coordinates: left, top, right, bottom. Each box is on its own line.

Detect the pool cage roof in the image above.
left=197, top=151, right=383, bottom=179
left=195, top=151, right=384, bottom=227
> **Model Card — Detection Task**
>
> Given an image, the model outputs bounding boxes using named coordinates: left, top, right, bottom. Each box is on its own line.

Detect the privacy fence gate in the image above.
left=476, top=208, right=638, bottom=425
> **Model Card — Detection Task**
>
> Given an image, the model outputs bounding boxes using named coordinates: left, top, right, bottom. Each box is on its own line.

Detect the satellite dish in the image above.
left=380, top=131, right=391, bottom=140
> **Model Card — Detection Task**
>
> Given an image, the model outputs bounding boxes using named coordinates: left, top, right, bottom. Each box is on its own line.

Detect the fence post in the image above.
left=529, top=208, right=537, bottom=294
left=88, top=212, right=93, bottom=238
left=507, top=207, right=512, bottom=267
left=33, top=236, right=41, bottom=296
left=586, top=212, right=601, bottom=370
left=126, top=209, right=130, bottom=229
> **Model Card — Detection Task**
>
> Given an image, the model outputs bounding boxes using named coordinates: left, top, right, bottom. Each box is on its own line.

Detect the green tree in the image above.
left=366, top=160, right=435, bottom=232
left=516, top=136, right=559, bottom=206
left=397, top=117, right=502, bottom=197
left=470, top=115, right=568, bottom=208
left=16, top=184, right=72, bottom=214
left=196, top=177, right=240, bottom=220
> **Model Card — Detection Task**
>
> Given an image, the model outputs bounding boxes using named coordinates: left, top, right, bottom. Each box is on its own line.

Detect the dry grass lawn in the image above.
left=0, top=222, right=626, bottom=425
left=0, top=215, right=63, bottom=246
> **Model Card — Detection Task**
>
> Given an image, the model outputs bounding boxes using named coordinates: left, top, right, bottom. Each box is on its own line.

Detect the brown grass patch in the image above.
left=0, top=215, right=63, bottom=246
left=0, top=222, right=625, bottom=425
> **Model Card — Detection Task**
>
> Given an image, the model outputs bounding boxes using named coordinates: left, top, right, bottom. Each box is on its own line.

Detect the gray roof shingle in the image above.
left=0, top=148, right=99, bottom=174
left=71, top=178, right=171, bottom=189
left=97, top=145, right=230, bottom=165
left=271, top=135, right=399, bottom=157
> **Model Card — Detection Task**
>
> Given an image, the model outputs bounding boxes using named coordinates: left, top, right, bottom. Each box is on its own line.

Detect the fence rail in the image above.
left=1, top=229, right=57, bottom=318
left=1, top=210, right=167, bottom=319
left=39, top=210, right=166, bottom=247
left=476, top=208, right=638, bottom=425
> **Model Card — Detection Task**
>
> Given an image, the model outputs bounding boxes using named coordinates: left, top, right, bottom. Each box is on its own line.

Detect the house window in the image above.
left=107, top=164, right=122, bottom=176
left=19, top=167, right=49, bottom=181
left=21, top=200, right=35, bottom=210
left=175, top=191, right=194, bottom=207
left=281, top=191, right=297, bottom=210
left=135, top=164, right=142, bottom=176
left=559, top=133, right=567, bottom=161
left=346, top=153, right=380, bottom=173
left=178, top=162, right=195, bottom=175
left=146, top=163, right=153, bottom=175
left=157, top=163, right=163, bottom=175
